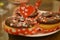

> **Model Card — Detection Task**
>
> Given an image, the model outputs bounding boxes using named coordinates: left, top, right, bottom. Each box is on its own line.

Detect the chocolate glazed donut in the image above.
left=5, top=17, right=35, bottom=28
left=37, top=12, right=60, bottom=24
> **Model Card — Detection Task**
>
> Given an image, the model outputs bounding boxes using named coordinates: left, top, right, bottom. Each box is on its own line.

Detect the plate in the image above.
left=24, top=29, right=60, bottom=37
left=2, top=10, right=60, bottom=37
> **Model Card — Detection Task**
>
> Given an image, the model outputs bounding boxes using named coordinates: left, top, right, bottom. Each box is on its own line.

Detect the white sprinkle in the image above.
left=25, top=25, right=28, bottom=27
left=54, top=17, right=57, bottom=19
left=25, top=13, right=27, bottom=15
left=25, top=9, right=28, bottom=12
left=34, top=21, right=37, bottom=23
left=22, top=11, right=25, bottom=13
left=27, top=18, right=33, bottom=22
left=39, top=17, right=42, bottom=18
left=25, top=31, right=28, bottom=34
left=36, top=3, right=38, bottom=5
left=8, top=17, right=10, bottom=18
left=17, top=23, right=21, bottom=27
left=43, top=20, right=46, bottom=22
left=50, top=12, right=52, bottom=14
left=27, top=18, right=30, bottom=20
left=20, top=16, right=24, bottom=21
left=12, top=29, right=16, bottom=32
left=30, top=19, right=33, bottom=21
left=23, top=23, right=26, bottom=26
left=21, top=7, right=25, bottom=10
left=13, top=20, right=16, bottom=23
left=18, top=29, right=21, bottom=31
left=10, top=23, right=13, bottom=26
left=22, top=28, right=26, bottom=31
left=56, top=15, right=59, bottom=17
left=41, top=18, right=44, bottom=20
left=32, top=31, right=35, bottom=33
left=12, top=16, right=15, bottom=17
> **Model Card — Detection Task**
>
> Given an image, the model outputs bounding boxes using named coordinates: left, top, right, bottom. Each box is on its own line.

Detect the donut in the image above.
left=4, top=16, right=40, bottom=35
left=37, top=11, right=60, bottom=33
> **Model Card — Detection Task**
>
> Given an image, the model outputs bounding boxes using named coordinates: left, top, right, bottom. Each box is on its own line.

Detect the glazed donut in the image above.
left=37, top=12, right=60, bottom=24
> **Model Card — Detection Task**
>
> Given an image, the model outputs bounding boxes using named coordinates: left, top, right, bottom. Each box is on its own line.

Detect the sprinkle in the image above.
left=30, top=20, right=32, bottom=22
left=36, top=2, right=38, bottom=5
left=12, top=20, right=16, bottom=23
left=25, top=31, right=28, bottom=34
left=54, top=17, right=57, bottom=19
left=20, top=16, right=24, bottom=21
left=25, top=9, right=28, bottom=12
left=32, top=31, right=35, bottom=34
left=25, top=13, right=27, bottom=15
left=12, top=16, right=15, bottom=18
left=22, top=11, right=25, bottom=13
left=22, top=28, right=26, bottom=31
left=18, top=29, right=21, bottom=32
left=56, top=15, right=60, bottom=18
left=34, top=21, right=37, bottom=23
left=39, top=17, right=42, bottom=18
left=23, top=23, right=26, bottom=26
left=21, top=7, right=25, bottom=10
left=50, top=12, right=52, bottom=14
left=43, top=20, right=46, bottom=22
left=41, top=18, right=43, bottom=19
left=27, top=18, right=30, bottom=20
left=10, top=23, right=13, bottom=26
left=17, top=23, right=21, bottom=27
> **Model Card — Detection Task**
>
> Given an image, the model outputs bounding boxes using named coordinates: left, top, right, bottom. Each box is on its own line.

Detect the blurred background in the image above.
left=0, top=0, right=60, bottom=40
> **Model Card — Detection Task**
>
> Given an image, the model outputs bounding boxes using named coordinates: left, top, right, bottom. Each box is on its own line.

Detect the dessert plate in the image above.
left=3, top=10, right=60, bottom=37
left=24, top=29, right=60, bottom=37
